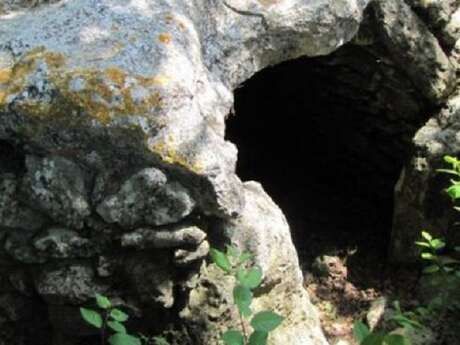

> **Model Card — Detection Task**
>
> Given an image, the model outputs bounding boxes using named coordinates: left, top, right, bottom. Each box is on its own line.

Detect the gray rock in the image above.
left=373, top=0, right=455, bottom=103
left=121, top=225, right=206, bottom=249
left=8, top=270, right=35, bottom=297
left=22, top=156, right=90, bottom=229
left=96, top=255, right=117, bottom=278
left=0, top=174, right=47, bottom=231
left=0, top=293, right=32, bottom=322
left=97, top=168, right=195, bottom=228
left=174, top=240, right=210, bottom=266
left=0, top=0, right=379, bottom=342
left=183, top=182, right=329, bottom=345
left=366, top=296, right=387, bottom=331
left=125, top=254, right=175, bottom=308
left=35, top=263, right=98, bottom=305
left=407, top=0, right=460, bottom=47
left=33, top=227, right=97, bottom=258
left=390, top=90, right=460, bottom=262
left=0, top=0, right=369, bottom=219
left=4, top=228, right=45, bottom=264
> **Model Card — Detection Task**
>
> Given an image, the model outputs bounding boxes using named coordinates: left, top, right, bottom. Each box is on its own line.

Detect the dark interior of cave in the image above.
left=226, top=43, right=432, bottom=278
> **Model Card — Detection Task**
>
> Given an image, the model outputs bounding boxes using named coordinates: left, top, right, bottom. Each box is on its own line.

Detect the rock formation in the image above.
left=0, top=0, right=459, bottom=344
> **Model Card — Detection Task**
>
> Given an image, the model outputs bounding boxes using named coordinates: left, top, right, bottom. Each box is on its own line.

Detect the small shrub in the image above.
left=80, top=293, right=141, bottom=345
left=210, top=245, right=284, bottom=345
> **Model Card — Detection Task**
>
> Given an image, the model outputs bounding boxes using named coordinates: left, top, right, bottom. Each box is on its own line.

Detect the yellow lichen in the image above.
left=43, top=52, right=66, bottom=68
left=0, top=47, right=166, bottom=128
left=0, top=68, right=12, bottom=84
left=150, top=137, right=203, bottom=174
left=158, top=33, right=172, bottom=44
left=105, top=67, right=126, bottom=85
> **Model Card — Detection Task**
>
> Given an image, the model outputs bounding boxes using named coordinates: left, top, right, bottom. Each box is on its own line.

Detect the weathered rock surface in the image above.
left=22, top=155, right=90, bottom=229
left=373, top=0, right=455, bottom=103
left=97, top=168, right=195, bottom=228
left=179, top=182, right=328, bottom=345
left=391, top=90, right=460, bottom=262
left=121, top=225, right=207, bottom=249
left=35, top=263, right=100, bottom=305
left=1, top=0, right=460, bottom=343
left=33, top=227, right=98, bottom=258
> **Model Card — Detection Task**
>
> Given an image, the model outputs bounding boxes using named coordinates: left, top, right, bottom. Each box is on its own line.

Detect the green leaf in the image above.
left=423, top=265, right=440, bottom=274
left=107, top=321, right=126, bottom=333
left=392, top=315, right=422, bottom=329
left=250, top=311, right=283, bottom=332
left=436, top=168, right=460, bottom=177
left=80, top=308, right=103, bottom=329
left=421, top=252, right=436, bottom=260
left=248, top=331, right=268, bottom=345
left=384, top=334, right=411, bottom=345
left=421, top=231, right=432, bottom=242
left=233, top=285, right=252, bottom=317
left=362, top=332, right=385, bottom=345
left=110, top=308, right=129, bottom=322
left=415, top=241, right=430, bottom=248
left=237, top=266, right=263, bottom=289
left=108, top=333, right=141, bottom=345
left=95, top=293, right=111, bottom=309
left=455, top=246, right=460, bottom=252
left=221, top=330, right=244, bottom=345
left=444, top=155, right=458, bottom=165
left=447, top=184, right=460, bottom=200
left=430, top=239, right=445, bottom=250
left=210, top=248, right=232, bottom=273
left=353, top=321, right=370, bottom=343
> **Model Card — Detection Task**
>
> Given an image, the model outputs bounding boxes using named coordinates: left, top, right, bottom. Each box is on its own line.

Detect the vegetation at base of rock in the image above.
left=352, top=299, right=420, bottom=345
left=80, top=293, right=141, bottom=345
left=210, top=245, right=283, bottom=345
left=353, top=320, right=411, bottom=345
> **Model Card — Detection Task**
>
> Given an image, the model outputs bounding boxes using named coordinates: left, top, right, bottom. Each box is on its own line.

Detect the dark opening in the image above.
left=226, top=43, right=431, bottom=272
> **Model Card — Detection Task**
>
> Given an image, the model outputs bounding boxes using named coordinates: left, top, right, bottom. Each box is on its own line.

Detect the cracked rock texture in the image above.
left=0, top=0, right=459, bottom=344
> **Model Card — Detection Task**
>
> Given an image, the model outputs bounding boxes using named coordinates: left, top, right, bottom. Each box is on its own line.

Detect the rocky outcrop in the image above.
left=0, top=0, right=459, bottom=343
left=0, top=0, right=372, bottom=344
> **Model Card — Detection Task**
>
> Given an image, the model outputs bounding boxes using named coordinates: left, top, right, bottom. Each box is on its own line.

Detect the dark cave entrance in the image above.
left=226, top=43, right=432, bottom=274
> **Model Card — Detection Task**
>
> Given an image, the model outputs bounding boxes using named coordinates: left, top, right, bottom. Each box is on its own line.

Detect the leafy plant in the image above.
left=210, top=245, right=284, bottom=345
left=353, top=320, right=410, bottom=345
left=437, top=155, right=460, bottom=206
left=389, top=301, right=423, bottom=330
left=415, top=231, right=460, bottom=275
left=80, top=293, right=141, bottom=345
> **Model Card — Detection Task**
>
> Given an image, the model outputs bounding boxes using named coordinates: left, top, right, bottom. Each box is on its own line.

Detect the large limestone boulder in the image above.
left=0, top=0, right=372, bottom=344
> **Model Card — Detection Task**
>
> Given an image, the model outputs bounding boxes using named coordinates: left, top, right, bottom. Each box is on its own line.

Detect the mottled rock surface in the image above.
left=0, top=0, right=374, bottom=343
left=1, top=0, right=460, bottom=343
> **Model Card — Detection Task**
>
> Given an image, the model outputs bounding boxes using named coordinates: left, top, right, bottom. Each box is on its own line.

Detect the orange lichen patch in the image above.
left=44, top=52, right=66, bottom=68
left=0, top=90, right=7, bottom=104
left=105, top=67, right=126, bottom=85
left=150, top=138, right=203, bottom=174
left=0, top=68, right=12, bottom=83
left=158, top=33, right=172, bottom=44
left=0, top=47, right=165, bottom=127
